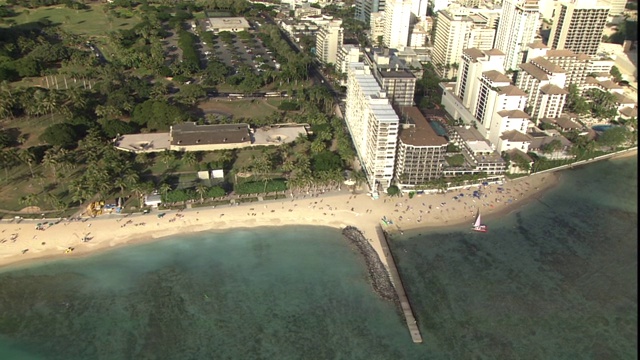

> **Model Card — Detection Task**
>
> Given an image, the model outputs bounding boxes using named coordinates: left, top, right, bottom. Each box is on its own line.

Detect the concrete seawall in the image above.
left=375, top=226, right=423, bottom=344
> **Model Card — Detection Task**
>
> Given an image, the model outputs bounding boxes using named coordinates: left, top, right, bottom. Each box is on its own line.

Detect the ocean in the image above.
left=0, top=156, right=636, bottom=359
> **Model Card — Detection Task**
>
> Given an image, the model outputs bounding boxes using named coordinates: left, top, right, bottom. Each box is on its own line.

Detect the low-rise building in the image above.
left=170, top=122, right=252, bottom=151
left=528, top=128, right=575, bottom=159
left=205, top=17, right=251, bottom=33
left=295, top=3, right=322, bottom=18
left=444, top=126, right=507, bottom=176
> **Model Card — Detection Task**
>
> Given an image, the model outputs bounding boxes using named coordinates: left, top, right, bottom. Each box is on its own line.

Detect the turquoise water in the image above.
left=0, top=157, right=637, bottom=359
left=592, top=125, right=615, bottom=132
left=393, top=156, right=638, bottom=358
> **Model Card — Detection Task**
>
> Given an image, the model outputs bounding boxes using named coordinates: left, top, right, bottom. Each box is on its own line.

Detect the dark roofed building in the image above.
left=504, top=148, right=534, bottom=174
left=170, top=122, right=252, bottom=151
left=539, top=116, right=582, bottom=131
left=395, top=107, right=449, bottom=189
left=619, top=106, right=638, bottom=119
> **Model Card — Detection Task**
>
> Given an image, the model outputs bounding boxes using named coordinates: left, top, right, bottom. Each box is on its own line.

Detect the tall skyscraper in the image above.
left=345, top=63, right=400, bottom=192
left=356, top=0, right=386, bottom=24
left=411, top=0, right=430, bottom=20
left=494, top=0, right=541, bottom=71
left=548, top=0, right=609, bottom=56
left=315, top=20, right=344, bottom=65
left=383, top=0, right=413, bottom=49
left=432, top=5, right=497, bottom=78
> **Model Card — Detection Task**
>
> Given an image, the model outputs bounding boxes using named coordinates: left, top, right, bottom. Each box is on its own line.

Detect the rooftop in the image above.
left=378, top=69, right=416, bottom=79
left=207, top=17, right=250, bottom=29
left=519, top=62, right=549, bottom=80
left=540, top=84, right=569, bottom=95
left=500, top=130, right=532, bottom=142
left=398, top=107, right=448, bottom=147
left=463, top=48, right=486, bottom=61
left=531, top=57, right=566, bottom=73
left=498, top=109, right=531, bottom=118
left=170, top=122, right=251, bottom=146
left=115, top=133, right=171, bottom=153
left=497, top=85, right=528, bottom=96
left=483, top=70, right=511, bottom=83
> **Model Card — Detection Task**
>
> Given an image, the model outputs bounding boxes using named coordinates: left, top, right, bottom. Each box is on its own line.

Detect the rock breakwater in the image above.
left=342, top=226, right=400, bottom=308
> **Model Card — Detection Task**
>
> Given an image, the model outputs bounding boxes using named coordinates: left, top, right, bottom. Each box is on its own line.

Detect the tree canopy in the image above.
left=40, top=123, right=80, bottom=148
left=131, top=100, right=187, bottom=131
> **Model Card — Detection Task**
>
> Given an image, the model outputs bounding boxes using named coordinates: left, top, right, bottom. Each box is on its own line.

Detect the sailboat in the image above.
left=472, top=211, right=488, bottom=233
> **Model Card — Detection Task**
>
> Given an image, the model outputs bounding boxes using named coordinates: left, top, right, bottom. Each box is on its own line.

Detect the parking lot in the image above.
left=158, top=19, right=283, bottom=83
left=201, top=29, right=279, bottom=75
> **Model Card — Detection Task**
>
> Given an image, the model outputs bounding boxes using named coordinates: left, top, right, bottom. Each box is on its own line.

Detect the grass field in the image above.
left=198, top=98, right=284, bottom=120
left=2, top=4, right=139, bottom=37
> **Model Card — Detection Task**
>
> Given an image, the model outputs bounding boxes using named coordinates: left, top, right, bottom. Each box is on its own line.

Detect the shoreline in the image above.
left=0, top=172, right=557, bottom=271
left=0, top=150, right=635, bottom=270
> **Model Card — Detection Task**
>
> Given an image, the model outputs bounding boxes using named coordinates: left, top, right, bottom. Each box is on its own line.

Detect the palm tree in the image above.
left=19, top=193, right=39, bottom=208
left=0, top=83, right=15, bottom=119
left=217, top=149, right=234, bottom=168
left=131, top=181, right=153, bottom=208
left=351, top=170, right=367, bottom=194
left=159, top=182, right=172, bottom=199
left=122, top=170, right=140, bottom=188
left=42, top=147, right=60, bottom=182
left=159, top=150, right=175, bottom=169
left=195, top=183, right=208, bottom=203
left=0, top=149, right=17, bottom=181
left=251, top=152, right=272, bottom=194
left=181, top=151, right=197, bottom=168
left=18, top=149, right=36, bottom=178
left=43, top=192, right=62, bottom=210
left=136, top=152, right=149, bottom=166
left=310, top=139, right=326, bottom=154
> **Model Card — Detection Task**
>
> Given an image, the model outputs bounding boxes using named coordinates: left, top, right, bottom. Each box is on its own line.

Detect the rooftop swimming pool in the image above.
left=429, top=120, right=448, bottom=136
left=592, top=124, right=615, bottom=132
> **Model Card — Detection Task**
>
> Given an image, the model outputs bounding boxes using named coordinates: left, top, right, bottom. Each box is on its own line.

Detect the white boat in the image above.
left=472, top=212, right=488, bottom=233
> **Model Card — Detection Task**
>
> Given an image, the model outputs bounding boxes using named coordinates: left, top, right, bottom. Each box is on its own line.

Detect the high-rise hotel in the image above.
left=345, top=63, right=400, bottom=193
left=494, top=0, right=541, bottom=71
left=548, top=0, right=609, bottom=56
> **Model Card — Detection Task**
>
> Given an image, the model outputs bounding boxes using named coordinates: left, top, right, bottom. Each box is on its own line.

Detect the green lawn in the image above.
left=2, top=4, right=139, bottom=37
left=0, top=162, right=76, bottom=214
left=5, top=113, right=66, bottom=149
left=198, top=98, right=283, bottom=120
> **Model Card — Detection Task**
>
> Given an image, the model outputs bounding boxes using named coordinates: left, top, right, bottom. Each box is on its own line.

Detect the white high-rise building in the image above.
left=432, top=0, right=453, bottom=12
left=494, top=0, right=541, bottom=71
left=548, top=0, right=609, bottom=56
left=539, top=0, right=560, bottom=19
left=411, top=0, right=430, bottom=20
left=597, top=0, right=625, bottom=16
left=337, top=44, right=361, bottom=79
left=356, top=0, right=386, bottom=24
left=432, top=5, right=497, bottom=78
left=315, top=20, right=344, bottom=65
left=383, top=0, right=413, bottom=49
left=345, top=63, right=400, bottom=192
left=516, top=57, right=568, bottom=121
left=455, top=48, right=506, bottom=111
left=369, top=11, right=386, bottom=45
left=441, top=48, right=530, bottom=144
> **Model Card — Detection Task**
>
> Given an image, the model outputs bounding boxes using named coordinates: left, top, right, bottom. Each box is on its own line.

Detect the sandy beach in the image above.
left=0, top=170, right=564, bottom=270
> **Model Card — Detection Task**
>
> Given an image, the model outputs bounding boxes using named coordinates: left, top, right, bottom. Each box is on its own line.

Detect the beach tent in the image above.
left=144, top=194, right=162, bottom=207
